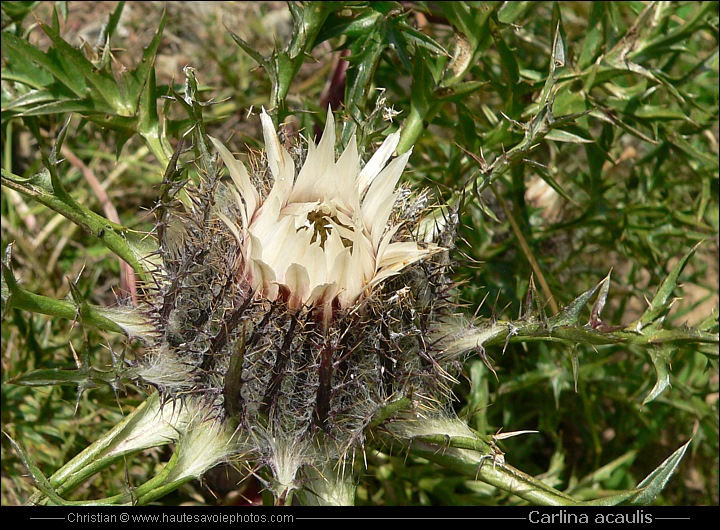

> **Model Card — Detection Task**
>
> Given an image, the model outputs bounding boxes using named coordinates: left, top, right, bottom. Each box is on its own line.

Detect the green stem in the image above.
left=131, top=450, right=199, bottom=505
left=2, top=168, right=152, bottom=277
left=409, top=441, right=581, bottom=505
left=4, top=284, right=125, bottom=334
left=140, top=129, right=172, bottom=169
left=374, top=415, right=581, bottom=505
left=397, top=105, right=426, bottom=155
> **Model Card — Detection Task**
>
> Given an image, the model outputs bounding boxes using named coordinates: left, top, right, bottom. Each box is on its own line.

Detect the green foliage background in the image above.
left=2, top=1, right=718, bottom=506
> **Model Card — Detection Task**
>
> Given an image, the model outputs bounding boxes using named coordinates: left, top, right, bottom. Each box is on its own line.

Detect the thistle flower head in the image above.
left=135, top=105, right=464, bottom=501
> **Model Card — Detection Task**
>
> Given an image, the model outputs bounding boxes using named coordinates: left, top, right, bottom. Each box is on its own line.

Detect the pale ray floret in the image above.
left=209, top=107, right=440, bottom=313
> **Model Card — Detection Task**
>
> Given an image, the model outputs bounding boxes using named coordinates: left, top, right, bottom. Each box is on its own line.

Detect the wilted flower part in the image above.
left=210, top=108, right=439, bottom=315
left=297, top=462, right=356, bottom=506
left=94, top=305, right=158, bottom=340
left=102, top=393, right=192, bottom=460
left=135, top=349, right=197, bottom=391
left=164, top=410, right=242, bottom=485
left=250, top=427, right=310, bottom=502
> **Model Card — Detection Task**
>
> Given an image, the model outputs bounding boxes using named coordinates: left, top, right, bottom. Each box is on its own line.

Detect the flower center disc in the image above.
left=303, top=207, right=353, bottom=250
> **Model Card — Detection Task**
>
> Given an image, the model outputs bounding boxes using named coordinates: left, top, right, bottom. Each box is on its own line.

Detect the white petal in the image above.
left=251, top=196, right=283, bottom=242
left=376, top=222, right=402, bottom=262
left=257, top=215, right=297, bottom=271
left=334, top=133, right=360, bottom=204
left=328, top=247, right=360, bottom=308
left=304, top=241, right=329, bottom=291
left=283, top=263, right=310, bottom=310
left=261, top=109, right=295, bottom=206
left=350, top=229, right=376, bottom=283
left=369, top=192, right=398, bottom=248
left=357, top=130, right=401, bottom=194
left=289, top=108, right=337, bottom=204
left=362, top=149, right=411, bottom=241
left=273, top=223, right=314, bottom=283
left=216, top=211, right=243, bottom=245
left=315, top=106, right=337, bottom=170
left=323, top=226, right=348, bottom=274
left=222, top=184, right=249, bottom=227
left=379, top=241, right=437, bottom=271
left=363, top=150, right=411, bottom=209
left=290, top=148, right=321, bottom=203
left=250, top=258, right=278, bottom=300
left=209, top=136, right=259, bottom=220
left=259, top=109, right=284, bottom=178
left=308, top=282, right=339, bottom=306
left=245, top=234, right=263, bottom=277
left=367, top=242, right=439, bottom=292
left=366, top=268, right=401, bottom=290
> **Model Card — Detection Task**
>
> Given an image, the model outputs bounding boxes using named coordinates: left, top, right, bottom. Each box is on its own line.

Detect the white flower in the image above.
left=210, top=108, right=439, bottom=317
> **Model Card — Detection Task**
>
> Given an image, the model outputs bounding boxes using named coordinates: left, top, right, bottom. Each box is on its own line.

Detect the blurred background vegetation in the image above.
left=1, top=1, right=718, bottom=506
